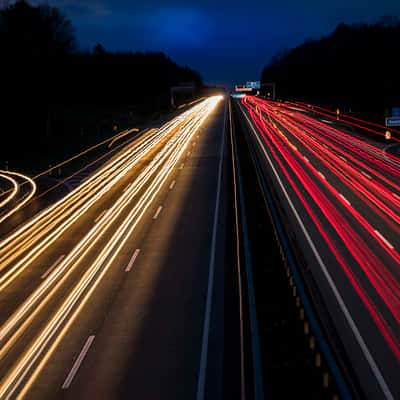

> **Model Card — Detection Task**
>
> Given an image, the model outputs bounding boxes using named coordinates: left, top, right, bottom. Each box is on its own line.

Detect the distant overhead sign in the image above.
left=392, top=107, right=400, bottom=117
left=386, top=117, right=400, bottom=127
left=235, top=85, right=252, bottom=92
left=232, top=93, right=246, bottom=98
left=246, top=81, right=260, bottom=89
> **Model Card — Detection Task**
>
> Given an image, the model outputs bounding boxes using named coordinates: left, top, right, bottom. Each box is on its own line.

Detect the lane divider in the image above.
left=61, top=335, right=95, bottom=389
left=125, top=249, right=141, bottom=272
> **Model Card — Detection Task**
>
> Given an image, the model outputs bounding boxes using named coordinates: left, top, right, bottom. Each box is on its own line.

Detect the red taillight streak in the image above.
left=264, top=109, right=400, bottom=232
left=250, top=97, right=400, bottom=199
left=292, top=100, right=400, bottom=136
left=247, top=100, right=400, bottom=267
left=242, top=98, right=400, bottom=359
left=256, top=97, right=400, bottom=180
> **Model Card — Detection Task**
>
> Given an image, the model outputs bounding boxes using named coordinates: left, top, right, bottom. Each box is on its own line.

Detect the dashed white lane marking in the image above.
left=318, top=171, right=326, bottom=180
left=374, top=230, right=394, bottom=249
left=153, top=206, right=163, bottom=220
left=188, top=151, right=191, bottom=156
left=62, top=336, right=95, bottom=389
left=303, top=156, right=310, bottom=162
left=179, top=163, right=184, bottom=170
left=392, top=192, right=400, bottom=201
left=169, top=180, right=176, bottom=190
left=95, top=209, right=107, bottom=223
left=125, top=249, right=141, bottom=272
left=340, top=156, right=347, bottom=162
left=361, top=171, right=372, bottom=180
left=339, top=194, right=351, bottom=206
left=124, top=183, right=132, bottom=192
left=41, top=255, right=65, bottom=279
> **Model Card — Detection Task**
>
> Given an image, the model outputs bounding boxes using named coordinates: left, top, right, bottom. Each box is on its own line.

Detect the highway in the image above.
left=235, top=95, right=400, bottom=399
left=0, top=96, right=243, bottom=399
left=3, top=91, right=398, bottom=399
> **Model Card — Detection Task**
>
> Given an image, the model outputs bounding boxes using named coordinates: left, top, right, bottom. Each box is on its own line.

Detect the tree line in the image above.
left=0, top=0, right=202, bottom=160
left=261, top=18, right=400, bottom=123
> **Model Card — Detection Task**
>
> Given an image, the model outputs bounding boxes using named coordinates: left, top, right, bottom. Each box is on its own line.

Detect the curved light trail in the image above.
left=0, top=175, right=18, bottom=209
left=0, top=171, right=37, bottom=224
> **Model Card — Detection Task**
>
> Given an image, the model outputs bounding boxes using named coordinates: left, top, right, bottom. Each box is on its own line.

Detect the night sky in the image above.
left=28, top=0, right=400, bottom=86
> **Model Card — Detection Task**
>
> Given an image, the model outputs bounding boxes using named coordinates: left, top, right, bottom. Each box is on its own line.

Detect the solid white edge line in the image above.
left=41, top=255, right=66, bottom=280
left=125, top=249, right=141, bottom=272
left=196, top=100, right=226, bottom=400
left=153, top=206, right=163, bottom=220
left=374, top=230, right=394, bottom=250
left=169, top=180, right=176, bottom=190
left=62, top=335, right=95, bottom=389
left=239, top=102, right=394, bottom=400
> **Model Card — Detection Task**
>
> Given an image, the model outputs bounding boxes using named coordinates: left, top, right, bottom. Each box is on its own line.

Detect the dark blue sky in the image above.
left=29, top=0, right=400, bottom=86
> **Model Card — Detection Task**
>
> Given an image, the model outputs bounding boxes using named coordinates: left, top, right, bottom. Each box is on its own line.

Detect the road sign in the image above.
left=235, top=85, right=252, bottom=92
left=232, top=93, right=246, bottom=98
left=246, top=81, right=260, bottom=89
left=386, top=117, right=400, bottom=127
left=392, top=107, right=400, bottom=117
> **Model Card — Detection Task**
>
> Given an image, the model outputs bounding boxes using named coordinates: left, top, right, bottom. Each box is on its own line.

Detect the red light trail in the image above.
left=242, top=96, right=400, bottom=361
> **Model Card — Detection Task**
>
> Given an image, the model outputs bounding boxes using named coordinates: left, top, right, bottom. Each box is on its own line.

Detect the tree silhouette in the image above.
left=0, top=0, right=75, bottom=58
left=0, top=1, right=203, bottom=162
left=261, top=20, right=400, bottom=122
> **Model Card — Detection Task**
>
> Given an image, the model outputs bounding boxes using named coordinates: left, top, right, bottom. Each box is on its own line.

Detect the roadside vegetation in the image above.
left=0, top=0, right=203, bottom=171
left=262, top=17, right=400, bottom=124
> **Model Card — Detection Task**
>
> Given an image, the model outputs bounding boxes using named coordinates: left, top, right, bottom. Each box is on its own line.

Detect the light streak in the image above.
left=0, top=96, right=222, bottom=398
left=0, top=175, right=18, bottom=209
left=108, top=128, right=139, bottom=148
left=241, top=96, right=400, bottom=362
left=0, top=104, right=210, bottom=289
left=0, top=171, right=37, bottom=224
